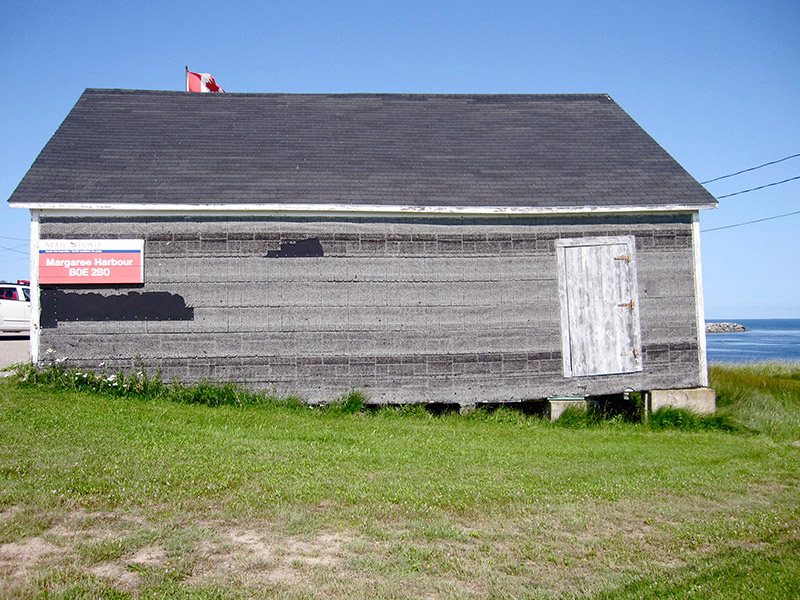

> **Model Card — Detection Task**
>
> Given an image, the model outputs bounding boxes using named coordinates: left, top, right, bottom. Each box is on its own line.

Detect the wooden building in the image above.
left=9, top=89, right=717, bottom=408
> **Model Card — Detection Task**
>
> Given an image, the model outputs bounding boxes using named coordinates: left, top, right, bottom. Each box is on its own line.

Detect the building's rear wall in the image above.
left=38, top=214, right=702, bottom=403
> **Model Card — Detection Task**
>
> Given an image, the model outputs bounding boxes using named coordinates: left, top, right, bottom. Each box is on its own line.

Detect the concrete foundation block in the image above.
left=548, top=398, right=587, bottom=421
left=648, top=387, right=716, bottom=415
left=459, top=402, right=476, bottom=415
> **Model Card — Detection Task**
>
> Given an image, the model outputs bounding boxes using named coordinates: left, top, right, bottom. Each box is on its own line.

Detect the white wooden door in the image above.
left=556, top=237, right=642, bottom=377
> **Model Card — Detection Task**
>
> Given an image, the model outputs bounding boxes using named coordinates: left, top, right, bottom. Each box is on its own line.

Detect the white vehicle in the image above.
left=0, top=282, right=31, bottom=334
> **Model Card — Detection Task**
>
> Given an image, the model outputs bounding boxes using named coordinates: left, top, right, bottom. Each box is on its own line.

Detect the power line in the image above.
left=715, top=175, right=800, bottom=199
left=0, top=244, right=29, bottom=255
left=702, top=209, right=800, bottom=233
left=701, top=152, right=800, bottom=185
left=0, top=254, right=29, bottom=265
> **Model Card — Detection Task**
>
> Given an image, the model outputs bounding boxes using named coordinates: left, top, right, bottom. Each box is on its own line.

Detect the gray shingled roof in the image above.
left=8, top=89, right=716, bottom=210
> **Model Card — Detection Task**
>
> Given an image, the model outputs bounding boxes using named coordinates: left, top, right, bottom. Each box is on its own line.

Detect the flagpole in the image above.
left=185, top=66, right=189, bottom=92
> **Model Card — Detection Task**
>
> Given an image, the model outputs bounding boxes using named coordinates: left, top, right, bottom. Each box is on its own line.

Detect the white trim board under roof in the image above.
left=15, top=202, right=716, bottom=216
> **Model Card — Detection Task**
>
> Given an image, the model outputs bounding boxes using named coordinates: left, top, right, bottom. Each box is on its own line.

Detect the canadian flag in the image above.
left=185, top=68, right=225, bottom=93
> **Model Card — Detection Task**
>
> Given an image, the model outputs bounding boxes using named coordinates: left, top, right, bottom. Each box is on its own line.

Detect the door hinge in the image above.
left=618, top=300, right=635, bottom=310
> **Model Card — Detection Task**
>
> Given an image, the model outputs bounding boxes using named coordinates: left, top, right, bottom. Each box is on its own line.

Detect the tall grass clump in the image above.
left=12, top=362, right=284, bottom=409
left=12, top=361, right=800, bottom=440
left=648, top=407, right=740, bottom=432
left=552, top=405, right=598, bottom=429
left=710, top=362, right=800, bottom=442
left=324, top=388, right=368, bottom=415
left=13, top=362, right=167, bottom=399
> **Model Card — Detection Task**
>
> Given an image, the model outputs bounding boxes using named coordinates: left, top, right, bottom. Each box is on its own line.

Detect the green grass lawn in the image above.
left=0, top=364, right=798, bottom=599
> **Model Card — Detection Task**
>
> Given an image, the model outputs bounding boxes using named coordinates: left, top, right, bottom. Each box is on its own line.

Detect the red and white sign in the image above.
left=39, top=239, right=144, bottom=284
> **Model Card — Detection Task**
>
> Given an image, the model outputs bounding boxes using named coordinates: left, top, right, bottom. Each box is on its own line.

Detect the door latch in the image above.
left=614, top=254, right=631, bottom=262
left=618, top=300, right=635, bottom=310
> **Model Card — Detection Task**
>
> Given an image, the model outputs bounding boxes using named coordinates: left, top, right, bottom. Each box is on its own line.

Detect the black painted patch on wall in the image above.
left=267, top=238, right=324, bottom=258
left=40, top=290, right=194, bottom=328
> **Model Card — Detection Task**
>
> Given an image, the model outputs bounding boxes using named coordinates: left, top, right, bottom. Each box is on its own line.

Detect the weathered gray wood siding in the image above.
left=37, top=214, right=702, bottom=403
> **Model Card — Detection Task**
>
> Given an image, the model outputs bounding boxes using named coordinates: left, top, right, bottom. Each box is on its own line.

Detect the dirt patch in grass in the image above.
left=1, top=496, right=798, bottom=599
left=46, top=509, right=146, bottom=538
left=0, top=509, right=160, bottom=591
left=0, top=536, right=69, bottom=581
left=88, top=544, right=168, bottom=590
left=0, top=507, right=361, bottom=594
left=189, top=526, right=352, bottom=588
left=0, top=505, right=21, bottom=522
left=88, top=561, right=141, bottom=591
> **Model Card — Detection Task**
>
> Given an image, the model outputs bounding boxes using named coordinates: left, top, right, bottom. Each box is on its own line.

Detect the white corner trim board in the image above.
left=692, top=213, right=709, bottom=387
left=29, top=211, right=40, bottom=364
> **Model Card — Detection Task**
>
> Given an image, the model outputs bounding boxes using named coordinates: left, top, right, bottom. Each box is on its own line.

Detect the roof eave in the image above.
left=9, top=201, right=718, bottom=216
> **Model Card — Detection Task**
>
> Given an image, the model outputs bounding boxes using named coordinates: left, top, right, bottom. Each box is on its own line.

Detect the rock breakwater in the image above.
left=706, top=322, right=747, bottom=334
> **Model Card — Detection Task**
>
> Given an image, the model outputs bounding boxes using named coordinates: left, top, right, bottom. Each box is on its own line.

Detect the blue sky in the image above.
left=2, top=0, right=798, bottom=317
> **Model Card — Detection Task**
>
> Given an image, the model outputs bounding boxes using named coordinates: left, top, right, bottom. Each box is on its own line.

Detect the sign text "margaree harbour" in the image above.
left=44, top=257, right=135, bottom=269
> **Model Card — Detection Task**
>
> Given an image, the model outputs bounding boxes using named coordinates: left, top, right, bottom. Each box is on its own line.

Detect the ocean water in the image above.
left=706, top=319, right=800, bottom=363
